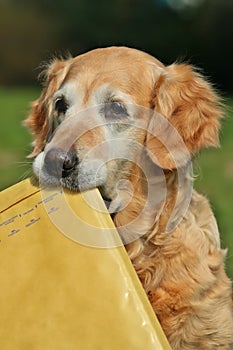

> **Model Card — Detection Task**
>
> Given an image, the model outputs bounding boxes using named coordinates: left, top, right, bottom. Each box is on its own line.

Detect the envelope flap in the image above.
left=0, top=178, right=40, bottom=213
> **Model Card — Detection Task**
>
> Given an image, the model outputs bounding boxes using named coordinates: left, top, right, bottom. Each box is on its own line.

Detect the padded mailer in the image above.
left=0, top=178, right=171, bottom=349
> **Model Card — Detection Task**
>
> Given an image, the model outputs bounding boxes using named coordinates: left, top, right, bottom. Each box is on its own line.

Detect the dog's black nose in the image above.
left=44, top=148, right=78, bottom=178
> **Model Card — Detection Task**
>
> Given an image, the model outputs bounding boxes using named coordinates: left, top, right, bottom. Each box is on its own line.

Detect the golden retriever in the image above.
left=25, top=47, right=233, bottom=349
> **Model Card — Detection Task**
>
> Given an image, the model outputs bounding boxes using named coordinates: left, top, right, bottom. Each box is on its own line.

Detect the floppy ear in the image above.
left=24, top=59, right=69, bottom=157
left=146, top=63, right=223, bottom=169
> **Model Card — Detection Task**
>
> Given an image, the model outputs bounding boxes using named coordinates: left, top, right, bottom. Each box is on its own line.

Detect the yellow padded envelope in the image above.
left=0, top=179, right=171, bottom=350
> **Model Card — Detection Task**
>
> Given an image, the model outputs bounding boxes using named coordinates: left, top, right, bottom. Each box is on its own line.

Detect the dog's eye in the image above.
left=105, top=101, right=128, bottom=119
left=54, top=97, right=68, bottom=115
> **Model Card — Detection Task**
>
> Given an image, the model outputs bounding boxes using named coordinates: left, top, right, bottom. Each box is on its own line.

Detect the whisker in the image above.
left=12, top=159, right=33, bottom=169
left=17, top=168, right=33, bottom=182
left=14, top=162, right=32, bottom=168
left=14, top=160, right=32, bottom=164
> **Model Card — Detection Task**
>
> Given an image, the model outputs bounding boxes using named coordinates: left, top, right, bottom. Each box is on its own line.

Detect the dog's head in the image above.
left=25, top=47, right=222, bottom=202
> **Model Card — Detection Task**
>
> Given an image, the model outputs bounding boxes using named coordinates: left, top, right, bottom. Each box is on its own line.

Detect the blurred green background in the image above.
left=0, top=0, right=232, bottom=279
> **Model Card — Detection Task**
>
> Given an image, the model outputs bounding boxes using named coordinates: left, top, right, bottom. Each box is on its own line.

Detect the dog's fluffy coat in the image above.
left=25, top=47, right=233, bottom=349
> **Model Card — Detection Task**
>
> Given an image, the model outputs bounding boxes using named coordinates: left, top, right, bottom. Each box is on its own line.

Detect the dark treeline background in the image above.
left=1, top=0, right=233, bottom=93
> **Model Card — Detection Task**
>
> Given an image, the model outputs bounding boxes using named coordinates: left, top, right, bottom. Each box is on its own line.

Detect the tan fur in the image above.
left=25, top=47, right=233, bottom=349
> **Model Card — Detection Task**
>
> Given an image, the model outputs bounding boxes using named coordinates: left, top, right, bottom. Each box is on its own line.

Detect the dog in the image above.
left=25, top=47, right=233, bottom=349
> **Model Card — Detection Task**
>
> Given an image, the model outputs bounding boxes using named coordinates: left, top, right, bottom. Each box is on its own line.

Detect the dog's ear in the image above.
left=146, top=63, right=223, bottom=169
left=24, top=59, right=69, bottom=157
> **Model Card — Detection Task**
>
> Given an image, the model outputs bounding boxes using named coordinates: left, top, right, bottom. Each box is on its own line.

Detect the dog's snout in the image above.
left=44, top=148, right=78, bottom=178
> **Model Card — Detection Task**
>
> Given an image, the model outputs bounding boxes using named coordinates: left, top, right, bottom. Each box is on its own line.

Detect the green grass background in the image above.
left=0, top=87, right=232, bottom=279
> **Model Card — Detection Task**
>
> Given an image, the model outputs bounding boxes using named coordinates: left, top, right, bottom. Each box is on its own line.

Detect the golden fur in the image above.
left=25, top=47, right=233, bottom=349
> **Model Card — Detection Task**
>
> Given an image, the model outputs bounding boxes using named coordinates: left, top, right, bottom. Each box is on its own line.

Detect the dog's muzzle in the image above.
left=44, top=148, right=78, bottom=178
